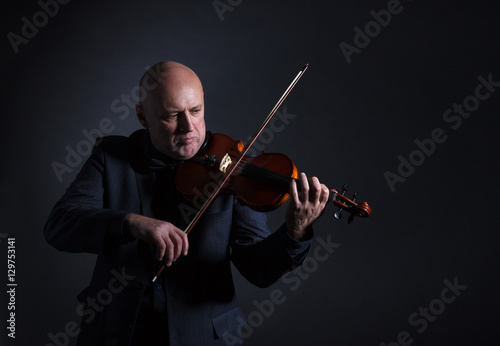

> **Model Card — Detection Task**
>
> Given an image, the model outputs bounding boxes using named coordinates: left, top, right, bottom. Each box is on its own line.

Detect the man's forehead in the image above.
left=157, top=86, right=204, bottom=109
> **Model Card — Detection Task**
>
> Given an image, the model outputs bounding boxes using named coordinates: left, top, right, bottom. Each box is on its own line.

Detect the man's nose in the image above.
left=178, top=113, right=194, bottom=132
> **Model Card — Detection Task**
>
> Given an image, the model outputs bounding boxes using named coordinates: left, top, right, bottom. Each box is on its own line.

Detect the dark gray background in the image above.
left=2, top=0, right=500, bottom=345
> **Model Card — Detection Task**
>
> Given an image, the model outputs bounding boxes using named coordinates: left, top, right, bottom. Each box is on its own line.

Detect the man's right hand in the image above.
left=124, top=213, right=189, bottom=267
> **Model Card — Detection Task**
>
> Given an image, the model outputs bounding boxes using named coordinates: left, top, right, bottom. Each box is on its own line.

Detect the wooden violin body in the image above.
left=176, top=133, right=298, bottom=212
left=175, top=133, right=372, bottom=220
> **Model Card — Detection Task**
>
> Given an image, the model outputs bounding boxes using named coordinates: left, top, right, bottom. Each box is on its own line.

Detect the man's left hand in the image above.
left=285, top=172, right=330, bottom=241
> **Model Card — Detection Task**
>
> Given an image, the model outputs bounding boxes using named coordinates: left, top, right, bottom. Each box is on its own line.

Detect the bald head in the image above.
left=139, top=61, right=203, bottom=108
left=135, top=61, right=206, bottom=160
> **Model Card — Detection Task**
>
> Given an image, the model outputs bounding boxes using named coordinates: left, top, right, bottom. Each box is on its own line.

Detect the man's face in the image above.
left=137, top=69, right=206, bottom=160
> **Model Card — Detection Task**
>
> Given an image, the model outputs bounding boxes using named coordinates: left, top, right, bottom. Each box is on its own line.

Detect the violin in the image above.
left=152, top=64, right=371, bottom=282
left=176, top=132, right=372, bottom=221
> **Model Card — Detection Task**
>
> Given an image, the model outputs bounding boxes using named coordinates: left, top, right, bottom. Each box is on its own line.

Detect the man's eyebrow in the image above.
left=161, top=104, right=202, bottom=114
left=163, top=107, right=180, bottom=113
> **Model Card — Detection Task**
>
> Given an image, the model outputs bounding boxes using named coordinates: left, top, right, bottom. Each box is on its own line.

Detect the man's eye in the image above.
left=161, top=113, right=177, bottom=121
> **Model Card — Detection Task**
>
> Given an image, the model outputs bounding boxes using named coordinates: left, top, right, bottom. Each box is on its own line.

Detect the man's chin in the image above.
left=175, top=145, right=199, bottom=160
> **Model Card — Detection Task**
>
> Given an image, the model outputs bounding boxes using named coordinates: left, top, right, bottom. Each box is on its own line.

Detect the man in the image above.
left=44, top=61, right=330, bottom=345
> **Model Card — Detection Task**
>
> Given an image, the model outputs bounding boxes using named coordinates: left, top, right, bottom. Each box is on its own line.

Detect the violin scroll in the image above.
left=331, top=184, right=372, bottom=223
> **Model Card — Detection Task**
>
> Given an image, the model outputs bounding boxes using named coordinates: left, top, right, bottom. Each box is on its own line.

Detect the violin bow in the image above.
left=152, top=64, right=309, bottom=282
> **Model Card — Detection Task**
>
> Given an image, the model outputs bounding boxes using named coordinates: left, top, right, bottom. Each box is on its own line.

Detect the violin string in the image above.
left=234, top=159, right=292, bottom=188
left=231, top=159, right=338, bottom=201
left=242, top=164, right=290, bottom=187
left=228, top=160, right=369, bottom=217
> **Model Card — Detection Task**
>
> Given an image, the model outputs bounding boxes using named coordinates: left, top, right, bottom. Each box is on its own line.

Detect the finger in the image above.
left=320, top=184, right=330, bottom=204
left=156, top=241, right=166, bottom=262
left=170, top=226, right=190, bottom=260
left=289, top=177, right=300, bottom=206
left=162, top=235, right=175, bottom=266
left=299, top=172, right=309, bottom=203
left=169, top=231, right=184, bottom=263
left=150, top=225, right=167, bottom=261
left=178, top=229, right=189, bottom=256
left=309, top=176, right=322, bottom=203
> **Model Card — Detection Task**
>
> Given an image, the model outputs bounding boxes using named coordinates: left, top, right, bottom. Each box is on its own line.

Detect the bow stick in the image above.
left=152, top=64, right=309, bottom=282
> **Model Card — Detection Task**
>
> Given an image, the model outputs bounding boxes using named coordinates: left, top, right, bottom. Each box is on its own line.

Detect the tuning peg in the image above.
left=341, top=184, right=348, bottom=194
left=333, top=184, right=348, bottom=220
left=347, top=192, right=358, bottom=224
left=334, top=209, right=343, bottom=220
left=205, top=154, right=217, bottom=166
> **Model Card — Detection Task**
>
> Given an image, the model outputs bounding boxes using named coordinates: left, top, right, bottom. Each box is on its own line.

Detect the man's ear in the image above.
left=136, top=104, right=149, bottom=128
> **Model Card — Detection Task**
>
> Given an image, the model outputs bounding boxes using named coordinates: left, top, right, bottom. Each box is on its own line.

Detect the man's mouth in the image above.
left=177, top=137, right=196, bottom=146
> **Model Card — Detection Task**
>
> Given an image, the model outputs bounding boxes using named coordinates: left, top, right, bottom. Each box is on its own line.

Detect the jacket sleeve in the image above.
left=229, top=200, right=312, bottom=288
left=43, top=140, right=132, bottom=256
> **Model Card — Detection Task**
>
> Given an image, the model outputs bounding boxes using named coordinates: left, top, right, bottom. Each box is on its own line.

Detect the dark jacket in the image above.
left=44, top=129, right=310, bottom=345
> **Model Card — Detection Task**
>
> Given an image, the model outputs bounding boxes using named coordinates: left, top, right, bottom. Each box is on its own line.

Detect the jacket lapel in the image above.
left=135, top=172, right=155, bottom=217
left=128, top=129, right=157, bottom=218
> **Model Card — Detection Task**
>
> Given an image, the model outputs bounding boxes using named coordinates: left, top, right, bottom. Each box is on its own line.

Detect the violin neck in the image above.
left=238, top=160, right=336, bottom=201
left=238, top=160, right=291, bottom=190
left=294, top=179, right=338, bottom=202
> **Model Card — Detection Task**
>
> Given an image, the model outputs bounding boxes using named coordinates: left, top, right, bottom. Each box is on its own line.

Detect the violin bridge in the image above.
left=219, top=153, right=232, bottom=173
